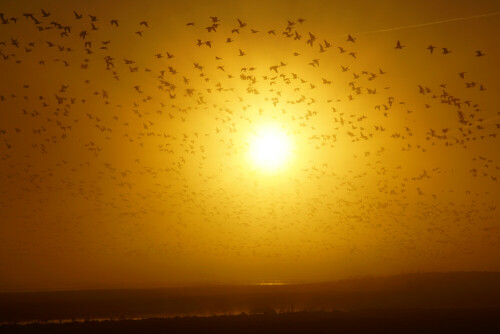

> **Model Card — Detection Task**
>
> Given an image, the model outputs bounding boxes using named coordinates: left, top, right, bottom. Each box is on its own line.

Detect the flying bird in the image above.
left=346, top=34, right=356, bottom=43
left=307, top=32, right=316, bottom=46
left=237, top=18, right=246, bottom=28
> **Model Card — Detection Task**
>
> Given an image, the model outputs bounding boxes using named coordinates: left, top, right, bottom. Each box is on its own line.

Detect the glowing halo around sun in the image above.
left=248, top=124, right=292, bottom=172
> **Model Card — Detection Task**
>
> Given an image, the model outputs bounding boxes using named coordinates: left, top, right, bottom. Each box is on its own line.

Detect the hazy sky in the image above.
left=0, top=0, right=499, bottom=291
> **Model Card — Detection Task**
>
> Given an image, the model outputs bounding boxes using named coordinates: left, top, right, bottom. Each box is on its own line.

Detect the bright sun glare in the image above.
left=249, top=125, right=292, bottom=172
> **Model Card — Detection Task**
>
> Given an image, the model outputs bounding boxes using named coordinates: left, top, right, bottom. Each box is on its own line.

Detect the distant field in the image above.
left=2, top=272, right=500, bottom=324
left=2, top=309, right=500, bottom=334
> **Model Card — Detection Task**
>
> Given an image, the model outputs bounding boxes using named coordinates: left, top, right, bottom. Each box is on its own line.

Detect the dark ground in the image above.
left=2, top=272, right=500, bottom=324
left=2, top=273, right=500, bottom=333
left=2, top=308, right=500, bottom=334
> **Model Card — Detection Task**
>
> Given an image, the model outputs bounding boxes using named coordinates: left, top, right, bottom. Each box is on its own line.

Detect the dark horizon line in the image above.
left=2, top=270, right=499, bottom=294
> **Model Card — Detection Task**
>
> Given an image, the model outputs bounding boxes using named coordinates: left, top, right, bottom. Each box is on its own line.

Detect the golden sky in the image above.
left=0, top=0, right=499, bottom=291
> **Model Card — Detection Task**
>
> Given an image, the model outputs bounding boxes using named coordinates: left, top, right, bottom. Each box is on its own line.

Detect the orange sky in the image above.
left=0, top=0, right=499, bottom=291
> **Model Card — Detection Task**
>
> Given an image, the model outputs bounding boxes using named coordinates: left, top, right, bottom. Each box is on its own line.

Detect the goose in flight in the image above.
left=237, top=18, right=246, bottom=28
left=395, top=40, right=404, bottom=49
left=307, top=32, right=316, bottom=46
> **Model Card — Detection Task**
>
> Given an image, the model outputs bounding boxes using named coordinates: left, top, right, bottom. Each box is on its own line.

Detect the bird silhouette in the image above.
left=307, top=32, right=316, bottom=46
left=237, top=18, right=246, bottom=28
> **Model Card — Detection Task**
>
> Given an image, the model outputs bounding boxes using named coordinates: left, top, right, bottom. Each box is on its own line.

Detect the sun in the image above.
left=249, top=124, right=292, bottom=172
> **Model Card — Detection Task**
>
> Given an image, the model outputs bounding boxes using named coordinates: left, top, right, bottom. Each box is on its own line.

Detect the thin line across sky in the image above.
left=341, top=10, right=500, bottom=37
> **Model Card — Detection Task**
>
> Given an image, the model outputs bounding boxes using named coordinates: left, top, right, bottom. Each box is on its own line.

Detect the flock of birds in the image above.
left=0, top=5, right=499, bottom=280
